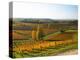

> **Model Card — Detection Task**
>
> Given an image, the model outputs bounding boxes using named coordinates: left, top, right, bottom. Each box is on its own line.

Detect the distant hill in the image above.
left=12, top=18, right=78, bottom=24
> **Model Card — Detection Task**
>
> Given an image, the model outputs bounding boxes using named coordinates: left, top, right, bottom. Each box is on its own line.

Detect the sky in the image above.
left=13, top=2, right=78, bottom=19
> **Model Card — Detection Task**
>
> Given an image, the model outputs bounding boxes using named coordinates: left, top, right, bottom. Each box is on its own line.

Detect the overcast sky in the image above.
left=13, top=2, right=78, bottom=19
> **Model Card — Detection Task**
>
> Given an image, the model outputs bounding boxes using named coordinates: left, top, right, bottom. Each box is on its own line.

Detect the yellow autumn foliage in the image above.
left=32, top=30, right=36, bottom=40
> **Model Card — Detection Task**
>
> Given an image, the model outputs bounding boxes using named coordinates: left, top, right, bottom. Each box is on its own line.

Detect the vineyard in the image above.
left=10, top=19, right=78, bottom=58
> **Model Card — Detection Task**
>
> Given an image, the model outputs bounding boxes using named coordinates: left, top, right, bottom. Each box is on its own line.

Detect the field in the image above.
left=9, top=18, right=78, bottom=58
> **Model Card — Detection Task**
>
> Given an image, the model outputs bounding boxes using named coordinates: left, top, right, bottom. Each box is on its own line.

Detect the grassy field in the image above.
left=12, top=30, right=78, bottom=58
left=12, top=42, right=78, bottom=58
left=10, top=19, right=78, bottom=58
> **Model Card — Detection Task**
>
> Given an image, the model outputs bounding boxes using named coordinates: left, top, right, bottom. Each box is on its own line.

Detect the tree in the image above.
left=32, top=29, right=36, bottom=41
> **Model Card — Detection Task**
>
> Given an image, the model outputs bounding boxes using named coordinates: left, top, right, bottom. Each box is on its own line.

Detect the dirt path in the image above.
left=57, top=49, right=78, bottom=55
